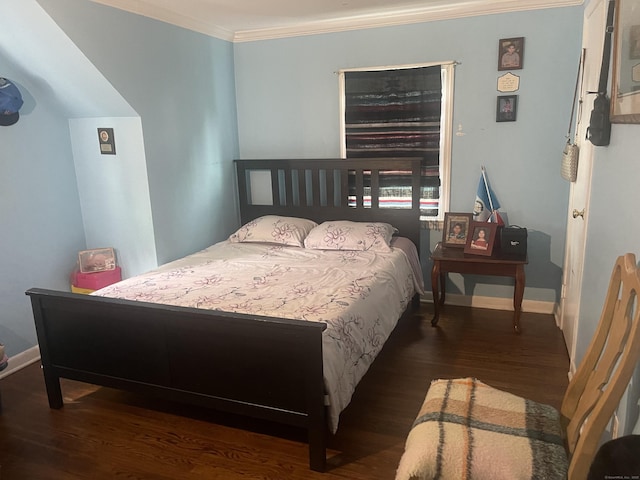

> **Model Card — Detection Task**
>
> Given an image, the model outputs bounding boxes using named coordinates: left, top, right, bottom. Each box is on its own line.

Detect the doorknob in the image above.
left=572, top=208, right=585, bottom=219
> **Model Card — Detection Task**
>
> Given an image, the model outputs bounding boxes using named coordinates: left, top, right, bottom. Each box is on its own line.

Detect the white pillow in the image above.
left=304, top=221, right=397, bottom=252
left=229, top=215, right=318, bottom=247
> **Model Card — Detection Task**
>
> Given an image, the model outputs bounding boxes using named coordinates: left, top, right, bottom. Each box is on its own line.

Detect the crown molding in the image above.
left=234, top=0, right=584, bottom=42
left=91, top=0, right=583, bottom=44
left=90, top=0, right=235, bottom=41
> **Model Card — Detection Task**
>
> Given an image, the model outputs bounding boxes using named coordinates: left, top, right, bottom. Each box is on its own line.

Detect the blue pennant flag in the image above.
left=473, top=169, right=500, bottom=222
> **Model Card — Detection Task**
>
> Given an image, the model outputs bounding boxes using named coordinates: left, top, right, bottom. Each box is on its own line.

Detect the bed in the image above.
left=26, top=157, right=423, bottom=472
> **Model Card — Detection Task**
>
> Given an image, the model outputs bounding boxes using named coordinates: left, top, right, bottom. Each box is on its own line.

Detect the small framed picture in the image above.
left=97, top=128, right=116, bottom=155
left=464, top=222, right=499, bottom=256
left=442, top=212, right=473, bottom=248
left=498, top=37, right=524, bottom=70
left=78, top=247, right=116, bottom=273
left=497, top=95, right=518, bottom=122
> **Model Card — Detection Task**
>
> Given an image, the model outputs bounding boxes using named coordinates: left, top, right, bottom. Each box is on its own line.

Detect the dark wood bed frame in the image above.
left=26, top=158, right=422, bottom=472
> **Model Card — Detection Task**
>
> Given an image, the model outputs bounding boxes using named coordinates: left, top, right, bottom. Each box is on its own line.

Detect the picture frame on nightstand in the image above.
left=78, top=247, right=116, bottom=273
left=442, top=212, right=473, bottom=248
left=464, top=222, right=499, bottom=256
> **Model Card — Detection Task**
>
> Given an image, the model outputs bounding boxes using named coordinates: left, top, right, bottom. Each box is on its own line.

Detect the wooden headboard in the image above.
left=234, top=158, right=422, bottom=250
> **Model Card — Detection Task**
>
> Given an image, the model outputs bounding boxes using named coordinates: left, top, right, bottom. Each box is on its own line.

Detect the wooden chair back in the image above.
left=561, top=253, right=640, bottom=479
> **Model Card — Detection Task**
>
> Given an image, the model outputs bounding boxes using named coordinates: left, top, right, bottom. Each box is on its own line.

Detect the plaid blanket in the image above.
left=395, top=378, right=568, bottom=480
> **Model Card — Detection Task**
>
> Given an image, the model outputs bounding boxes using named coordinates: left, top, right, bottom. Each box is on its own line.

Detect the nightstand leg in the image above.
left=431, top=261, right=441, bottom=326
left=513, top=265, right=525, bottom=333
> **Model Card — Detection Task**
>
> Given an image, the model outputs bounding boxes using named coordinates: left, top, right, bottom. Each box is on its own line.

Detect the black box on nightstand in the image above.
left=500, top=226, right=527, bottom=256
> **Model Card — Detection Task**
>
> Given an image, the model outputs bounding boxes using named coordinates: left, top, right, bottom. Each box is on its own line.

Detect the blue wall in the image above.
left=0, top=64, right=86, bottom=354
left=579, top=123, right=640, bottom=435
left=0, top=0, right=240, bottom=356
left=69, top=116, right=158, bottom=279
left=578, top=126, right=640, bottom=360
left=0, top=1, right=584, bottom=355
left=6, top=0, right=640, bottom=438
left=234, top=7, right=583, bottom=304
left=39, top=0, right=241, bottom=265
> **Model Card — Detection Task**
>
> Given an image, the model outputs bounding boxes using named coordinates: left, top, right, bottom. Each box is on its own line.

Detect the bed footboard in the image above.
left=26, top=288, right=328, bottom=472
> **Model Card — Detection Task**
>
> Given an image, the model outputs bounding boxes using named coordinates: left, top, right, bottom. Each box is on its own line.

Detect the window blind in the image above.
left=344, top=66, right=442, bottom=218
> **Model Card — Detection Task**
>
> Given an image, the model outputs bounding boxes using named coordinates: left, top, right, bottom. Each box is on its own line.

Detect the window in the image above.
left=339, top=62, right=454, bottom=222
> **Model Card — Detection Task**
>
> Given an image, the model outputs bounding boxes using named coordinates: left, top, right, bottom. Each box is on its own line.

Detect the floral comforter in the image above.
left=94, top=239, right=423, bottom=432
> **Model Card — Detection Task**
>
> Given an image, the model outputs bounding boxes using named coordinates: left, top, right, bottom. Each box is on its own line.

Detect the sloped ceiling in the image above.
left=90, top=0, right=584, bottom=42
left=1, top=0, right=136, bottom=118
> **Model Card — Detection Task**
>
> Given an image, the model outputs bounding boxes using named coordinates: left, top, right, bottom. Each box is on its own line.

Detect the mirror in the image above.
left=611, top=0, right=640, bottom=123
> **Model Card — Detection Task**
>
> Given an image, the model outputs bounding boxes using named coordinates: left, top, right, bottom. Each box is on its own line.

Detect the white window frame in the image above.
left=338, top=61, right=455, bottom=222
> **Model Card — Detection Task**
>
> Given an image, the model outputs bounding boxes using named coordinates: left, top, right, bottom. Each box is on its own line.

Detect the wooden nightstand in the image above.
left=430, top=242, right=528, bottom=333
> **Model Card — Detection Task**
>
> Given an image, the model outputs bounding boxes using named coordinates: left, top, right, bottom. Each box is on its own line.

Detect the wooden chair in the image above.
left=395, top=253, right=640, bottom=480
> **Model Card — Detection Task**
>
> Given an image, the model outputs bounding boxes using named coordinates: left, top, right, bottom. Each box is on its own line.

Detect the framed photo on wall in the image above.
left=498, top=37, right=524, bottom=70
left=496, top=95, right=518, bottom=122
left=442, top=212, right=473, bottom=248
left=97, top=128, right=116, bottom=155
left=464, top=222, right=499, bottom=256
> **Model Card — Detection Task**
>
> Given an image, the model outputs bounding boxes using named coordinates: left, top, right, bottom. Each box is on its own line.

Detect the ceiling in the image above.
left=90, top=0, right=582, bottom=42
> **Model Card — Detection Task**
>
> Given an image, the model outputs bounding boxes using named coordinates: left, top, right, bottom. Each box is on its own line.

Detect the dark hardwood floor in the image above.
left=0, top=303, right=569, bottom=479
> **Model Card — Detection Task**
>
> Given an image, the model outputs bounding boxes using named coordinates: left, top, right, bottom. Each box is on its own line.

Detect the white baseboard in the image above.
left=0, top=346, right=40, bottom=380
left=420, top=292, right=557, bottom=315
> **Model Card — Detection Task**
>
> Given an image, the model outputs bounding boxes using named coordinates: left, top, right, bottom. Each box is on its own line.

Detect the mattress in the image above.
left=94, top=238, right=423, bottom=432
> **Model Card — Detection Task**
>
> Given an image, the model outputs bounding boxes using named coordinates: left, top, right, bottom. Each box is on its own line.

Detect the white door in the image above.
left=559, top=0, right=606, bottom=373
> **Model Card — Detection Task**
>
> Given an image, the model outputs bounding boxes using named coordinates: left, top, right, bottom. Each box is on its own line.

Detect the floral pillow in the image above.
left=304, top=221, right=397, bottom=252
left=229, top=215, right=318, bottom=247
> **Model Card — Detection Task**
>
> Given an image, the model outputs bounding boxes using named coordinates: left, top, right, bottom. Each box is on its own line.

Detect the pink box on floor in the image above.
left=72, top=266, right=122, bottom=291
